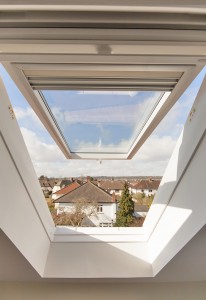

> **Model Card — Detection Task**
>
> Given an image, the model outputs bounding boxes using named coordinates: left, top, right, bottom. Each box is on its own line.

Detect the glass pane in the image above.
left=41, top=90, right=165, bottom=153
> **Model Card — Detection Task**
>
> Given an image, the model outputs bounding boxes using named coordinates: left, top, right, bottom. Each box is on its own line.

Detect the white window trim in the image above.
left=1, top=75, right=206, bottom=278
left=0, top=1, right=206, bottom=278
left=2, top=58, right=204, bottom=160
left=1, top=74, right=206, bottom=243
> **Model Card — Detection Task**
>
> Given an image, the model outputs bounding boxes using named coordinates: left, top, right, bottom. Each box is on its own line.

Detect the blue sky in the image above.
left=42, top=90, right=162, bottom=152
left=0, top=64, right=205, bottom=177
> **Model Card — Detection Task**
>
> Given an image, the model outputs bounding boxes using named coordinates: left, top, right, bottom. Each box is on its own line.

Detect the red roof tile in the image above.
left=54, top=181, right=80, bottom=195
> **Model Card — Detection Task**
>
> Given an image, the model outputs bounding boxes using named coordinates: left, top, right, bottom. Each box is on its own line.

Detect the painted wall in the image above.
left=0, top=78, right=54, bottom=276
left=130, top=187, right=157, bottom=196
left=0, top=282, right=206, bottom=300
left=101, top=203, right=116, bottom=220
left=52, top=193, right=61, bottom=200
left=52, top=185, right=61, bottom=194
left=108, top=188, right=122, bottom=196
left=55, top=202, right=116, bottom=221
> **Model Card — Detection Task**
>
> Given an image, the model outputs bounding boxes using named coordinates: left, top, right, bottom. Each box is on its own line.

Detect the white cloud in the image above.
left=154, top=84, right=200, bottom=138
left=53, top=93, right=158, bottom=125
left=14, top=92, right=184, bottom=178
left=20, top=127, right=65, bottom=163
left=134, top=135, right=177, bottom=162
left=78, top=91, right=139, bottom=97
left=13, top=94, right=177, bottom=178
left=72, top=137, right=132, bottom=152
left=14, top=106, right=40, bottom=124
left=19, top=127, right=178, bottom=178
left=13, top=106, right=45, bottom=132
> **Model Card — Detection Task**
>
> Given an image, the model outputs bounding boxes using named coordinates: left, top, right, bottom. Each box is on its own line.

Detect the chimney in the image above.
left=86, top=176, right=91, bottom=182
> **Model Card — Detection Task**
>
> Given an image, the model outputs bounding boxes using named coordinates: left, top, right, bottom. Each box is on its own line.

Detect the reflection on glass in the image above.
left=41, top=90, right=164, bottom=153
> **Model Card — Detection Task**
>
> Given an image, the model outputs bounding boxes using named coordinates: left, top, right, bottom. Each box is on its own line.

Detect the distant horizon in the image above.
left=39, top=175, right=163, bottom=179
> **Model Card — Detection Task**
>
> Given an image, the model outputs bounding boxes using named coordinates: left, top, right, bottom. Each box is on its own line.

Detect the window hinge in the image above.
left=8, top=105, right=15, bottom=120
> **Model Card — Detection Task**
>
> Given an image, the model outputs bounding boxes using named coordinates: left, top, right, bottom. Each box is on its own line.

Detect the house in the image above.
left=54, top=181, right=117, bottom=226
left=99, top=180, right=124, bottom=196
left=52, top=179, right=73, bottom=194
left=0, top=2, right=206, bottom=300
left=39, top=178, right=59, bottom=197
left=52, top=181, right=81, bottom=200
left=134, top=204, right=149, bottom=218
left=130, top=178, right=161, bottom=196
left=39, top=179, right=53, bottom=193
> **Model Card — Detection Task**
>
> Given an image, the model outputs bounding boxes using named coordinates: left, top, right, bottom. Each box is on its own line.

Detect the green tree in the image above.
left=115, top=182, right=134, bottom=227
left=147, top=194, right=155, bottom=208
left=39, top=175, right=47, bottom=180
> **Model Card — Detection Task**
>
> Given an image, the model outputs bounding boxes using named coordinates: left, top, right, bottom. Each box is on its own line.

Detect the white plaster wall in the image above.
left=52, top=186, right=61, bottom=194
left=101, top=203, right=116, bottom=220
left=108, top=189, right=122, bottom=195
left=52, top=193, right=61, bottom=200
left=44, top=241, right=151, bottom=278
left=56, top=203, right=95, bottom=214
left=131, top=188, right=142, bottom=194
left=0, top=78, right=54, bottom=276
left=134, top=212, right=148, bottom=218
left=131, top=188, right=157, bottom=196
left=0, top=282, right=206, bottom=300
left=147, top=190, right=157, bottom=196
left=42, top=187, right=52, bottom=192
left=147, top=76, right=206, bottom=275
left=149, top=134, right=206, bottom=274
left=112, top=202, right=117, bottom=221
left=55, top=203, right=116, bottom=220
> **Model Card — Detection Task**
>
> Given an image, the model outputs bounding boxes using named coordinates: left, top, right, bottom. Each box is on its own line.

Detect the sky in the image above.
left=0, top=64, right=205, bottom=178
left=42, top=90, right=162, bottom=152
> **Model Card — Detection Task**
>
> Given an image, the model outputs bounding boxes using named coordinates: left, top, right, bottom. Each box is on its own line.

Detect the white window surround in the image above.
left=0, top=1, right=206, bottom=279
left=97, top=205, right=103, bottom=213
left=1, top=73, right=206, bottom=278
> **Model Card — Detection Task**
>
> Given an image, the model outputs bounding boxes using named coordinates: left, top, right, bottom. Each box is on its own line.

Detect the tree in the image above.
left=132, top=192, right=144, bottom=205
left=147, top=194, right=155, bottom=208
left=39, top=175, right=47, bottom=180
left=115, top=182, right=134, bottom=227
left=52, top=198, right=98, bottom=227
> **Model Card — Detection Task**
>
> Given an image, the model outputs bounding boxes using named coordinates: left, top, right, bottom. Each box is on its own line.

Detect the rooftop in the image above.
left=54, top=181, right=115, bottom=203
left=100, top=180, right=125, bottom=191
left=132, top=179, right=161, bottom=190
left=54, top=181, right=81, bottom=195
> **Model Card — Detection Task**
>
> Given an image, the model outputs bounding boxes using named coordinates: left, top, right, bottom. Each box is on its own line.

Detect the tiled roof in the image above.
left=132, top=179, right=161, bottom=190
left=100, top=180, right=124, bottom=191
left=39, top=179, right=52, bottom=188
left=54, top=181, right=81, bottom=195
left=54, top=181, right=115, bottom=203
left=134, top=204, right=149, bottom=212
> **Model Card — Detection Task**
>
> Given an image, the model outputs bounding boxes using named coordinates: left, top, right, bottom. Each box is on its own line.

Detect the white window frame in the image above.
left=2, top=74, right=206, bottom=278
left=3, top=61, right=202, bottom=160
left=97, top=205, right=103, bottom=213
left=1, top=1, right=206, bottom=279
